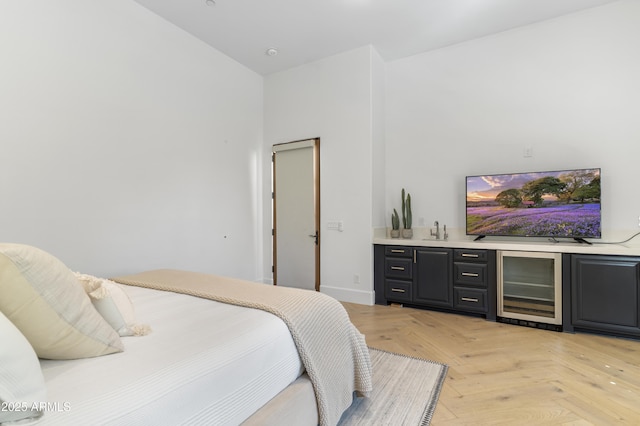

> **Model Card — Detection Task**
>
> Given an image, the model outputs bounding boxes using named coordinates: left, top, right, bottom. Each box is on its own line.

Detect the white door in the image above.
left=273, top=139, right=319, bottom=290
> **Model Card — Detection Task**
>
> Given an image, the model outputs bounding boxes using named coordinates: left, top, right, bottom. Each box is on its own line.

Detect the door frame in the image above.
left=272, top=138, right=320, bottom=291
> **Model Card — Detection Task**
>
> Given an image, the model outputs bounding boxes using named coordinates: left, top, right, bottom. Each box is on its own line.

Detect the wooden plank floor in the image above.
left=342, top=302, right=640, bottom=425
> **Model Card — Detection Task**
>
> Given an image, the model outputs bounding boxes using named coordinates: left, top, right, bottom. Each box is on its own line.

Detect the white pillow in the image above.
left=0, top=310, right=47, bottom=425
left=75, top=273, right=151, bottom=337
left=0, top=243, right=123, bottom=359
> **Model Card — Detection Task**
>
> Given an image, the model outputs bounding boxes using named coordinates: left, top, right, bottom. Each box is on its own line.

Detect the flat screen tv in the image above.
left=466, top=168, right=601, bottom=242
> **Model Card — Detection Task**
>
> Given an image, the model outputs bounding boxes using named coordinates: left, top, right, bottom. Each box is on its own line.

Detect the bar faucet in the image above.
left=430, top=221, right=440, bottom=240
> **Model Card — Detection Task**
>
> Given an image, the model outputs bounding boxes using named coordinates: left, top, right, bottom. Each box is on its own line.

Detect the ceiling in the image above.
left=132, top=0, right=619, bottom=75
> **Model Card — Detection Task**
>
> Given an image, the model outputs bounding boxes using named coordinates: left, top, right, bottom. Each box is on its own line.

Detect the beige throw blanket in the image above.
left=111, top=269, right=372, bottom=426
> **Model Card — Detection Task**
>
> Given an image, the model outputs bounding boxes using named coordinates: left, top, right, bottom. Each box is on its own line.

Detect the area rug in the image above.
left=339, top=348, right=448, bottom=425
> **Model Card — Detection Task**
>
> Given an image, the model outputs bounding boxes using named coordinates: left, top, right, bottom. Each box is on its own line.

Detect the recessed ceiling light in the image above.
left=265, top=48, right=279, bottom=57
left=205, top=0, right=215, bottom=6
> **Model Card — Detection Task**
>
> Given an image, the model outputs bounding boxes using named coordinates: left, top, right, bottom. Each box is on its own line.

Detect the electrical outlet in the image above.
left=353, top=274, right=360, bottom=285
left=523, top=146, right=533, bottom=158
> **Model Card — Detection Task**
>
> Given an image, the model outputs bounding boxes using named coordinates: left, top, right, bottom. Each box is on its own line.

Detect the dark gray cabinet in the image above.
left=374, top=244, right=496, bottom=320
left=569, top=254, right=640, bottom=338
left=375, top=245, right=414, bottom=304
left=375, top=245, right=640, bottom=337
left=453, top=249, right=497, bottom=320
left=414, top=247, right=453, bottom=307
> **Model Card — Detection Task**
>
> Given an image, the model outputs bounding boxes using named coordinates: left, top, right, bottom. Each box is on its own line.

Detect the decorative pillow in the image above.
left=75, top=273, right=151, bottom=337
left=0, top=243, right=123, bottom=360
left=0, top=310, right=47, bottom=425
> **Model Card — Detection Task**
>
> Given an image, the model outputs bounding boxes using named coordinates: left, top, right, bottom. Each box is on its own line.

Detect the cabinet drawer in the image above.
left=454, top=287, right=487, bottom=313
left=385, top=246, right=413, bottom=258
left=454, top=249, right=488, bottom=262
left=454, top=262, right=486, bottom=287
left=385, top=279, right=413, bottom=303
left=385, top=258, right=412, bottom=279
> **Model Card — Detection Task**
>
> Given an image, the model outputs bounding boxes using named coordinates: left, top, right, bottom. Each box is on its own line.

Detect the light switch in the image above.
left=327, top=221, right=343, bottom=232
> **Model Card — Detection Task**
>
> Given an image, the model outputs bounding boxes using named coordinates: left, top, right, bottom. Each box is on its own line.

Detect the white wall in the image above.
left=0, top=0, right=264, bottom=279
left=371, top=49, right=387, bottom=231
left=386, top=0, right=640, bottom=241
left=4, top=0, right=636, bottom=298
left=264, top=46, right=382, bottom=303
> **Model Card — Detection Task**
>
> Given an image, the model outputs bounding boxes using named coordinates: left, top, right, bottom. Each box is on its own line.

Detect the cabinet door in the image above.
left=572, top=255, right=640, bottom=337
left=414, top=248, right=453, bottom=307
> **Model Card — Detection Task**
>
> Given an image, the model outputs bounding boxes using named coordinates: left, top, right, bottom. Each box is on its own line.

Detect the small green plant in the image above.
left=402, top=188, right=412, bottom=230
left=391, top=209, right=400, bottom=230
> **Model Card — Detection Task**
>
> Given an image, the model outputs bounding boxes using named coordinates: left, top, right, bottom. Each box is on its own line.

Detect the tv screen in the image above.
left=466, top=168, right=601, bottom=240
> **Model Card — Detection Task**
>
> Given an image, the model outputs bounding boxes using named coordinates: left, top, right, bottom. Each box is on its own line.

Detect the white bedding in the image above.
left=38, top=284, right=304, bottom=425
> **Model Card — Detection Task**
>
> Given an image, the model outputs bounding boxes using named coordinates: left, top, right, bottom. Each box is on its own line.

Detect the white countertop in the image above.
left=373, top=228, right=640, bottom=256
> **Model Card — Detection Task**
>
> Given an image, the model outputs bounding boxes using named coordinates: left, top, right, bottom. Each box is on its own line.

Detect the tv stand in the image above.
left=474, top=235, right=486, bottom=241
left=573, top=237, right=592, bottom=245
left=373, top=240, right=640, bottom=340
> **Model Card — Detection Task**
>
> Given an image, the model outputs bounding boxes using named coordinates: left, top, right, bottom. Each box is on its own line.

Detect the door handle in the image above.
left=308, top=231, right=318, bottom=245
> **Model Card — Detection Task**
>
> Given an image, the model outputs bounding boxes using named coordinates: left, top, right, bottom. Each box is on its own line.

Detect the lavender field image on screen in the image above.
left=466, top=168, right=601, bottom=238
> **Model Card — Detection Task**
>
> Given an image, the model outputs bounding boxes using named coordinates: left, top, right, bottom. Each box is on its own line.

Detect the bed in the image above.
left=0, top=244, right=372, bottom=426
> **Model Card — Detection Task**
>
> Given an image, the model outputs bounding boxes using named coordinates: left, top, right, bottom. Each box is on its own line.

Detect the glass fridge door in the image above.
left=498, top=251, right=562, bottom=325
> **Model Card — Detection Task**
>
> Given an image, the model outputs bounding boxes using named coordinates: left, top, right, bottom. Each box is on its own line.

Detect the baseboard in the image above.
left=260, top=278, right=374, bottom=305
left=320, top=285, right=374, bottom=305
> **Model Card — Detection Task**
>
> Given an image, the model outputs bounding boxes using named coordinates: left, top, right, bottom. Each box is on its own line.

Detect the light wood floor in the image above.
left=342, top=302, right=640, bottom=425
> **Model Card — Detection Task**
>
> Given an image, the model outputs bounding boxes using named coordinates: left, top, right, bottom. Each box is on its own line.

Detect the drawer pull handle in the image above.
left=461, top=253, right=479, bottom=258
left=390, top=249, right=405, bottom=253
left=461, top=272, right=479, bottom=277
left=391, top=288, right=406, bottom=293
left=390, top=266, right=405, bottom=271
left=461, top=297, right=479, bottom=302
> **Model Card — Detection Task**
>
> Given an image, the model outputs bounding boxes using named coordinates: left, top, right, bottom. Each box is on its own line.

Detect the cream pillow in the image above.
left=0, top=310, right=47, bottom=425
left=75, top=273, right=151, bottom=337
left=0, top=243, right=123, bottom=360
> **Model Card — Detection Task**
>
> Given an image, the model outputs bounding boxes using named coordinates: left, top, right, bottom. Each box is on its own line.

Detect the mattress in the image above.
left=38, top=284, right=304, bottom=425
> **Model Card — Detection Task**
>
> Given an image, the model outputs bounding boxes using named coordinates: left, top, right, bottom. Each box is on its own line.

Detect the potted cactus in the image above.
left=401, top=188, right=413, bottom=239
left=390, top=209, right=400, bottom=238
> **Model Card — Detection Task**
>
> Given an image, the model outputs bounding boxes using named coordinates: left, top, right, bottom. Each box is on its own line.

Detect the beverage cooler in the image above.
left=497, top=250, right=562, bottom=329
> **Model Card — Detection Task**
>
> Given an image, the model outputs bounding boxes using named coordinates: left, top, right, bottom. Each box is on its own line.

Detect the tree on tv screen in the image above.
left=493, top=170, right=599, bottom=209
left=571, top=176, right=600, bottom=202
left=495, top=188, right=522, bottom=208
left=521, top=176, right=566, bottom=207
left=558, top=170, right=600, bottom=203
